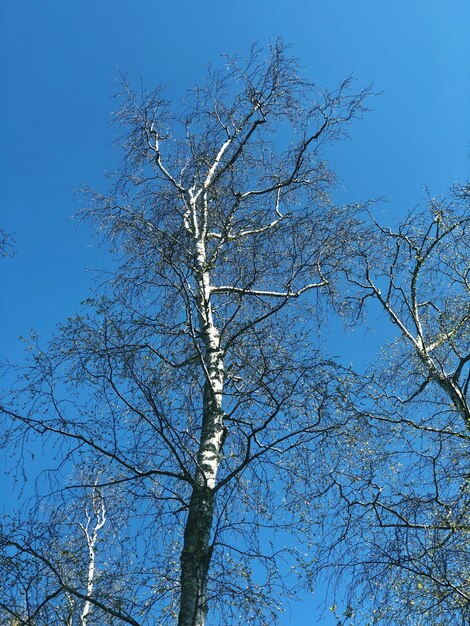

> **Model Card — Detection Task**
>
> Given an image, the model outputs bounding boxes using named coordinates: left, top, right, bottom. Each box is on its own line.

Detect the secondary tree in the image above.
left=315, top=189, right=470, bottom=624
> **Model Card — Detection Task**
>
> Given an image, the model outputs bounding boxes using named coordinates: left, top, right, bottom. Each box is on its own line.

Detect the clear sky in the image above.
left=1, top=1, right=469, bottom=362
left=0, top=1, right=469, bottom=623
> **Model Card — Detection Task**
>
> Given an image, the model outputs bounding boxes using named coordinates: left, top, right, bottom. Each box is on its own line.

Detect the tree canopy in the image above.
left=0, top=42, right=469, bottom=626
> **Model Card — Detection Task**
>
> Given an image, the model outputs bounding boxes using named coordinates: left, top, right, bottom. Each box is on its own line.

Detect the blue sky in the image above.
left=1, top=1, right=469, bottom=361
left=1, top=1, right=469, bottom=623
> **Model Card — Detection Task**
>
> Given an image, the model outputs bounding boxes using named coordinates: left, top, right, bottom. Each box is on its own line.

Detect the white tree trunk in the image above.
left=178, top=201, right=226, bottom=626
left=79, top=487, right=106, bottom=626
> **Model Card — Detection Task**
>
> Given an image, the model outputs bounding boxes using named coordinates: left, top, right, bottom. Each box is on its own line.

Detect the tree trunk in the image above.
left=178, top=229, right=226, bottom=625
left=178, top=481, right=214, bottom=626
left=178, top=373, right=225, bottom=626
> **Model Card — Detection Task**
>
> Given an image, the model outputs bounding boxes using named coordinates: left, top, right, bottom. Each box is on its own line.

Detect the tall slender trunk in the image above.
left=178, top=440, right=215, bottom=626
left=79, top=486, right=106, bottom=626
left=178, top=221, right=226, bottom=626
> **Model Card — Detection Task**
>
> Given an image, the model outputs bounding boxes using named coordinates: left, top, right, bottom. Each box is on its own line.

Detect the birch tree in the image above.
left=315, top=188, right=470, bottom=624
left=78, top=483, right=107, bottom=626
left=0, top=42, right=371, bottom=625
left=0, top=478, right=128, bottom=626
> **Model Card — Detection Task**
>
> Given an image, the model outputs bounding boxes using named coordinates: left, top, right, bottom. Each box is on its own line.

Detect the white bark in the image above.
left=178, top=191, right=226, bottom=626
left=79, top=486, right=107, bottom=626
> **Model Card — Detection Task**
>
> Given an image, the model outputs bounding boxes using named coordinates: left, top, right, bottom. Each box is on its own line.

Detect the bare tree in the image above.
left=78, top=481, right=107, bottom=626
left=0, top=476, right=135, bottom=626
left=314, top=188, right=470, bottom=624
left=0, top=42, right=371, bottom=626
